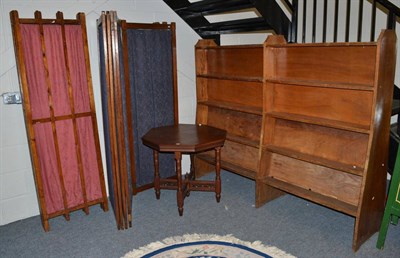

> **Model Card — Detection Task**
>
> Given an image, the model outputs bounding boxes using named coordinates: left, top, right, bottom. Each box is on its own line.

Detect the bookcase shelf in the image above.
left=266, top=111, right=371, bottom=134
left=265, top=145, right=364, bottom=176
left=262, top=177, right=359, bottom=216
left=198, top=74, right=263, bottom=82
left=266, top=78, right=374, bottom=91
left=198, top=100, right=262, bottom=115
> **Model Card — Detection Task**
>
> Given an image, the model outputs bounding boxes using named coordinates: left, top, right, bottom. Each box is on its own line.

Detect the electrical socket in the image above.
left=2, top=92, right=22, bottom=104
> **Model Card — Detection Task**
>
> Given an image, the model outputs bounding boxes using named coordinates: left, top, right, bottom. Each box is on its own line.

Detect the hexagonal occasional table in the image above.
left=142, top=124, right=227, bottom=216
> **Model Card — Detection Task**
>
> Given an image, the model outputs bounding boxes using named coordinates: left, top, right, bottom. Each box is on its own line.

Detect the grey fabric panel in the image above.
left=127, top=28, right=176, bottom=187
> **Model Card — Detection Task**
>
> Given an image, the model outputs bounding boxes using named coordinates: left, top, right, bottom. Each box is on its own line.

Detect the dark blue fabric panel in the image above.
left=127, top=29, right=176, bottom=186
left=98, top=24, right=115, bottom=212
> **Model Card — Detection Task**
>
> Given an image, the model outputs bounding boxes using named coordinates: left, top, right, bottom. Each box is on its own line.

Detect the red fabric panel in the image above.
left=43, top=25, right=71, bottom=116
left=65, top=25, right=91, bottom=113
left=33, top=123, right=64, bottom=214
left=56, top=120, right=83, bottom=207
left=77, top=117, right=102, bottom=201
left=20, top=24, right=50, bottom=120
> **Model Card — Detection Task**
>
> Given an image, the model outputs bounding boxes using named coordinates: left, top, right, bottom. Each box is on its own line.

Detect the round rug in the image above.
left=122, top=233, right=296, bottom=258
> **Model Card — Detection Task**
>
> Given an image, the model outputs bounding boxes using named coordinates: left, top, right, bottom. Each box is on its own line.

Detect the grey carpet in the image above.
left=0, top=170, right=399, bottom=258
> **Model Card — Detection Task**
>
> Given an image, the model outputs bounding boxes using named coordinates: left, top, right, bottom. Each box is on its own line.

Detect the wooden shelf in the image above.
left=196, top=153, right=257, bottom=179
left=265, top=78, right=374, bottom=91
left=197, top=74, right=263, bottom=82
left=266, top=111, right=370, bottom=134
left=226, top=134, right=259, bottom=148
left=196, top=44, right=262, bottom=50
left=262, top=176, right=358, bottom=216
left=269, top=41, right=377, bottom=48
left=198, top=100, right=262, bottom=115
left=265, top=145, right=364, bottom=176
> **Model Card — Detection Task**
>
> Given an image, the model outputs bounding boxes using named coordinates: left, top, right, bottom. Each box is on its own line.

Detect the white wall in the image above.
left=0, top=0, right=199, bottom=226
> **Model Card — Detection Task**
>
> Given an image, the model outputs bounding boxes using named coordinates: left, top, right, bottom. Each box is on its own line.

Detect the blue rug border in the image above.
left=142, top=240, right=272, bottom=257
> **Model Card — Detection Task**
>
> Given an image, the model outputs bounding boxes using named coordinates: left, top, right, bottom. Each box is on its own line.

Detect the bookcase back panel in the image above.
left=207, top=107, right=262, bottom=142
left=204, top=47, right=263, bottom=77
left=220, top=141, right=259, bottom=172
left=272, top=84, right=373, bottom=127
left=268, top=153, right=362, bottom=206
left=272, top=119, right=369, bottom=168
left=204, top=78, right=263, bottom=108
left=267, top=46, right=376, bottom=85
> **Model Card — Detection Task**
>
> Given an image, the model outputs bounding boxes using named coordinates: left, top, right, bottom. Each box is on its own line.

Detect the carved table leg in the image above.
left=153, top=150, right=160, bottom=199
left=190, top=154, right=195, bottom=180
left=175, top=152, right=184, bottom=216
left=215, top=147, right=221, bottom=202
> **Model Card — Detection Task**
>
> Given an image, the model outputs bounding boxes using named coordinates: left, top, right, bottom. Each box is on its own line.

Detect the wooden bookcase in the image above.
left=260, top=31, right=396, bottom=251
left=195, top=40, right=264, bottom=180
left=195, top=31, right=397, bottom=251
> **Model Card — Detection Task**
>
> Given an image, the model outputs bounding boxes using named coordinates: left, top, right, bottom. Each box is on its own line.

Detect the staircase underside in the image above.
left=163, top=0, right=290, bottom=44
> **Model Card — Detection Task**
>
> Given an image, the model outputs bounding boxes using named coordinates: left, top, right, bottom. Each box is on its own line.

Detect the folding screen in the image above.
left=98, top=11, right=178, bottom=229
left=10, top=11, right=108, bottom=231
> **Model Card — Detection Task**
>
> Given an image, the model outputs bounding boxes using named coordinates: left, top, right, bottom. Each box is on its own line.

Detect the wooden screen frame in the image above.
left=98, top=11, right=132, bottom=229
left=10, top=10, right=108, bottom=231
left=98, top=11, right=179, bottom=229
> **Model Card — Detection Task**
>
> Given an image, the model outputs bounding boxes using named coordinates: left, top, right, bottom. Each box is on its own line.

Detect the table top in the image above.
left=142, top=124, right=227, bottom=153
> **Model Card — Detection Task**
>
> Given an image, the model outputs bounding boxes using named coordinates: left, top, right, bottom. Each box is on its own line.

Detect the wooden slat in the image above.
left=16, top=18, right=80, bottom=25
left=111, top=11, right=129, bottom=229
left=170, top=22, right=179, bottom=125
left=197, top=74, right=262, bottom=82
left=36, top=10, right=70, bottom=220
left=47, top=197, right=106, bottom=218
left=125, top=22, right=172, bottom=30
left=266, top=112, right=370, bottom=134
left=197, top=100, right=262, bottom=115
left=32, top=112, right=93, bottom=124
left=120, top=19, right=134, bottom=225
left=77, top=12, right=109, bottom=212
left=57, top=11, right=89, bottom=215
left=265, top=78, right=374, bottom=91
left=104, top=11, right=122, bottom=229
left=10, top=10, right=51, bottom=231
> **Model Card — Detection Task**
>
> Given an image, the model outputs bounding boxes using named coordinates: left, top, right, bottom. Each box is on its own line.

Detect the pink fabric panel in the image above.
left=77, top=117, right=102, bottom=201
left=65, top=25, right=91, bottom=113
left=20, top=23, right=102, bottom=214
left=20, top=24, right=50, bottom=120
left=43, top=25, right=71, bottom=116
left=33, top=123, right=64, bottom=214
left=56, top=120, right=83, bottom=208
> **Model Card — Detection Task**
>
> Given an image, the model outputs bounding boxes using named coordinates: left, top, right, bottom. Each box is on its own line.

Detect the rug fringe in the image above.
left=122, top=233, right=296, bottom=258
